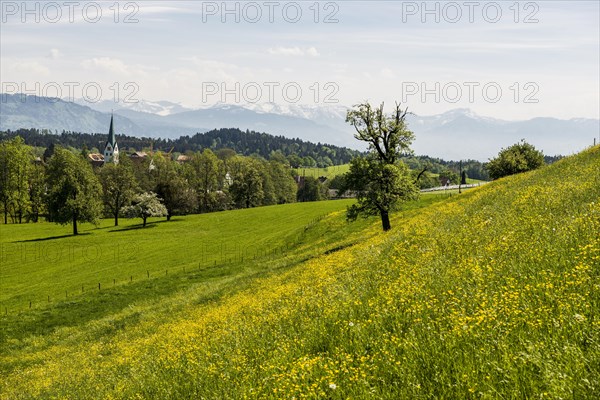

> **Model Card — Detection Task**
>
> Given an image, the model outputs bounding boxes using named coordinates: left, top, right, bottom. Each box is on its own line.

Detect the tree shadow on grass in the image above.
left=108, top=222, right=160, bottom=232
left=108, top=218, right=184, bottom=233
left=15, top=233, right=92, bottom=243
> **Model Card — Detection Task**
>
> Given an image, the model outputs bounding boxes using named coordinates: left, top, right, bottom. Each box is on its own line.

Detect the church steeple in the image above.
left=107, top=114, right=116, bottom=147
left=103, top=113, right=119, bottom=164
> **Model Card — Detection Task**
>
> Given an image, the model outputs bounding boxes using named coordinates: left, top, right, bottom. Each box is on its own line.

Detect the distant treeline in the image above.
left=0, top=128, right=362, bottom=168
left=402, top=155, right=491, bottom=182
left=403, top=154, right=563, bottom=183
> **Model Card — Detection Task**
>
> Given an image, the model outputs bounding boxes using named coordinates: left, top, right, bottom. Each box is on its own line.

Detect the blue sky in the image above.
left=1, top=0, right=598, bottom=119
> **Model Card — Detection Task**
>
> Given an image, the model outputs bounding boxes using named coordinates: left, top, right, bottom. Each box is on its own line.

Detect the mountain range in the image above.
left=1, top=94, right=598, bottom=161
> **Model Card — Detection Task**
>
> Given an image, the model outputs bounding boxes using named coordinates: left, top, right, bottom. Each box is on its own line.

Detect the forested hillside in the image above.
left=0, top=128, right=362, bottom=167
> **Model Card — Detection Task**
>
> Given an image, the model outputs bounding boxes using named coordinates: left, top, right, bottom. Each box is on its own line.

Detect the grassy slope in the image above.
left=294, top=164, right=488, bottom=184
left=0, top=200, right=355, bottom=311
left=1, top=147, right=599, bottom=398
left=292, top=163, right=350, bottom=178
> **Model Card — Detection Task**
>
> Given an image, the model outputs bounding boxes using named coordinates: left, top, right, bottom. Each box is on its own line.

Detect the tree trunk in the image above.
left=73, top=214, right=78, bottom=235
left=143, top=216, right=147, bottom=227
left=380, top=210, right=391, bottom=231
left=167, top=213, right=171, bottom=221
left=114, top=195, right=120, bottom=226
left=3, top=206, right=7, bottom=224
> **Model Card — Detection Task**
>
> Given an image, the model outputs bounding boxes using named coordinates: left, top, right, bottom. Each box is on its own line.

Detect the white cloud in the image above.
left=8, top=61, right=50, bottom=76
left=305, top=47, right=320, bottom=57
left=268, top=46, right=320, bottom=57
left=380, top=68, right=396, bottom=79
left=47, top=48, right=61, bottom=60
left=81, top=57, right=133, bottom=76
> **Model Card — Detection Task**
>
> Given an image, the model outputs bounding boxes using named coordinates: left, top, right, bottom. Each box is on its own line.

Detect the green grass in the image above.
left=292, top=163, right=350, bottom=178
left=466, top=177, right=487, bottom=184
left=292, top=164, right=488, bottom=185
left=0, top=200, right=357, bottom=312
left=0, top=146, right=598, bottom=399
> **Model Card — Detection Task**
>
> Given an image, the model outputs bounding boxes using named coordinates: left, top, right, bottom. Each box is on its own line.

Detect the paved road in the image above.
left=421, top=182, right=489, bottom=192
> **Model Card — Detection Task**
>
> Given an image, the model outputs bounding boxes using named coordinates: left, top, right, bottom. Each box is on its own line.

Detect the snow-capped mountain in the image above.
left=70, top=98, right=193, bottom=116
left=406, top=109, right=599, bottom=160
left=242, top=102, right=349, bottom=129
left=3, top=94, right=598, bottom=160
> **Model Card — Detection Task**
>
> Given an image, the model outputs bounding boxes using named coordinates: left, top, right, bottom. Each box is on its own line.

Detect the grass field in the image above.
left=293, top=164, right=488, bottom=185
left=292, top=163, right=350, bottom=178
left=0, top=200, right=360, bottom=312
left=1, top=147, right=598, bottom=399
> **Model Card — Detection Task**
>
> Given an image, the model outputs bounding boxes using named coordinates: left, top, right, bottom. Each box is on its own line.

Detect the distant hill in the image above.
left=0, top=94, right=352, bottom=147
left=0, top=94, right=203, bottom=138
left=0, top=127, right=362, bottom=166
left=2, top=94, right=598, bottom=160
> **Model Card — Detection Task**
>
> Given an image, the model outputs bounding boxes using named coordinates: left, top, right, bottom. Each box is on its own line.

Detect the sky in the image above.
left=1, top=0, right=599, bottom=120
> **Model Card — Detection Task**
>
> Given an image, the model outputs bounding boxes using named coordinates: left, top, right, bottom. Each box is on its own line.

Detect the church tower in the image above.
left=104, top=114, right=119, bottom=164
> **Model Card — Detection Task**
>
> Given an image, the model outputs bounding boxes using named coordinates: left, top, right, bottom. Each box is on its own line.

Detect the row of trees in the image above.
left=1, top=127, right=362, bottom=168
left=1, top=103, right=548, bottom=234
left=0, top=138, right=311, bottom=233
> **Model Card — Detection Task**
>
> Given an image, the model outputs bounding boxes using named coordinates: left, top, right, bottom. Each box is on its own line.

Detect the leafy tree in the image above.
left=80, top=144, right=90, bottom=160
left=98, top=157, right=139, bottom=226
left=342, top=158, right=418, bottom=230
left=439, top=169, right=459, bottom=185
left=122, top=192, right=167, bottom=227
left=45, top=147, right=103, bottom=235
left=259, top=161, right=277, bottom=206
left=297, top=176, right=323, bottom=202
left=27, top=163, right=46, bottom=222
left=268, top=160, right=297, bottom=204
left=130, top=156, right=155, bottom=193
left=152, top=154, right=196, bottom=220
left=486, top=140, right=544, bottom=180
left=413, top=171, right=439, bottom=189
left=343, top=102, right=418, bottom=231
left=216, top=148, right=237, bottom=162
left=302, top=156, right=316, bottom=168
left=326, top=174, right=345, bottom=190
left=269, top=150, right=289, bottom=165
left=43, top=143, right=55, bottom=163
left=191, top=149, right=224, bottom=212
left=229, top=157, right=264, bottom=208
left=287, top=154, right=303, bottom=168
left=0, top=137, right=34, bottom=224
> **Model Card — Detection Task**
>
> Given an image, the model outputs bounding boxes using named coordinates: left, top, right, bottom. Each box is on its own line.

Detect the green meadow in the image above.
left=0, top=200, right=361, bottom=312
left=0, top=147, right=598, bottom=399
left=292, top=163, right=350, bottom=178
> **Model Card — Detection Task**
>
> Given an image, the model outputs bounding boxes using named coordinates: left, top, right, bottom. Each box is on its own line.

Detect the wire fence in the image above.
left=1, top=215, right=328, bottom=316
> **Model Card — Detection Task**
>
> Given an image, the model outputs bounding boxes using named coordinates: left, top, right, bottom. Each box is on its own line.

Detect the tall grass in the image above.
left=1, top=147, right=598, bottom=399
